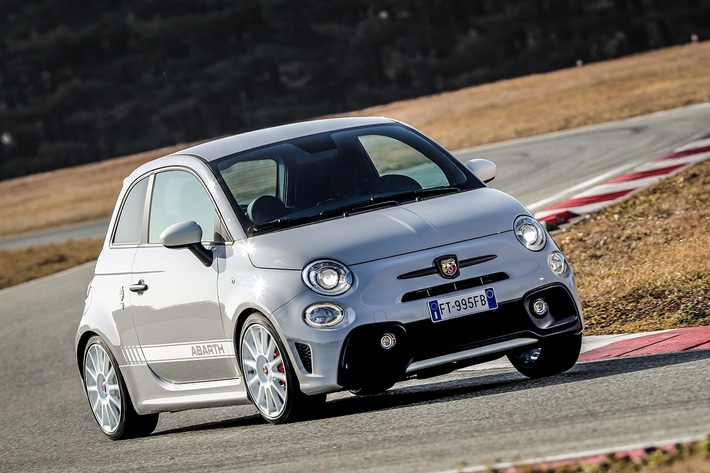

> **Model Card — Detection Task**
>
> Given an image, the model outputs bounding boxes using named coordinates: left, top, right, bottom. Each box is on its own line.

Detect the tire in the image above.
left=82, top=336, right=159, bottom=440
left=506, top=333, right=582, bottom=378
left=239, top=313, right=324, bottom=423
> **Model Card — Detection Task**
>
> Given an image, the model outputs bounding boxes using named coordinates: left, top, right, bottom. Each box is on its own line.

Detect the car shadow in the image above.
left=320, top=349, right=710, bottom=419
left=154, top=413, right=266, bottom=436
left=154, top=349, right=710, bottom=436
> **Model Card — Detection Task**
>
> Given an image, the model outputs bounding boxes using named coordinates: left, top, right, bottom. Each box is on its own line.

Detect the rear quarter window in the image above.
left=113, top=177, right=148, bottom=245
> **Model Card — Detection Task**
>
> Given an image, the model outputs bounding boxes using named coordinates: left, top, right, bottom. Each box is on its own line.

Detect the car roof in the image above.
left=122, top=117, right=399, bottom=187
left=169, top=117, right=397, bottom=162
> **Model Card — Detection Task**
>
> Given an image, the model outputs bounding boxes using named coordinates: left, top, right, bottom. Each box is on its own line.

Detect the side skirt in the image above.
left=121, top=363, right=249, bottom=415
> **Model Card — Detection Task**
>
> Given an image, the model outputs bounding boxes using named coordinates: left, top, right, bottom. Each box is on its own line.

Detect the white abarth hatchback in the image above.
left=76, top=117, right=583, bottom=439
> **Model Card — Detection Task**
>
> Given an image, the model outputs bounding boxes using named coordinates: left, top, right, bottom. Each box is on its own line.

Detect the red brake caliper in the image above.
left=275, top=348, right=285, bottom=386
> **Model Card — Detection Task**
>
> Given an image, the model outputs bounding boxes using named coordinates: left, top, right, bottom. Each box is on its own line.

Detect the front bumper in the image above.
left=270, top=231, right=583, bottom=395
left=337, top=283, right=582, bottom=389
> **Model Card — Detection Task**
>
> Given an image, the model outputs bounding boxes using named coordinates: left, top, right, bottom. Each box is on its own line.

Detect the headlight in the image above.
left=548, top=251, right=568, bottom=276
left=514, top=215, right=546, bottom=251
left=302, top=260, right=353, bottom=296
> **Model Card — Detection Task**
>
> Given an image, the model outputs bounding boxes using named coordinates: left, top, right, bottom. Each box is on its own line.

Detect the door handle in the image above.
left=129, top=280, right=148, bottom=292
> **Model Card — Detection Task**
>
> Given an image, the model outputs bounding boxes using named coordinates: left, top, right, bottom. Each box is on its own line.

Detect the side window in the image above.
left=359, top=135, right=448, bottom=188
left=113, top=177, right=148, bottom=245
left=148, top=170, right=217, bottom=244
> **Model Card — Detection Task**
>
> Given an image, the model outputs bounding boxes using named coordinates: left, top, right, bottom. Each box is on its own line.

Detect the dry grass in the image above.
left=341, top=42, right=710, bottom=150
left=514, top=438, right=710, bottom=473
left=557, top=160, right=710, bottom=334
left=2, top=42, right=710, bottom=237
left=0, top=238, right=103, bottom=289
left=0, top=145, right=184, bottom=236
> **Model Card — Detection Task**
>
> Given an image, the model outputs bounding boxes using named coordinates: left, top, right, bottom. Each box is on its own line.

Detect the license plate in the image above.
left=427, top=287, right=498, bottom=322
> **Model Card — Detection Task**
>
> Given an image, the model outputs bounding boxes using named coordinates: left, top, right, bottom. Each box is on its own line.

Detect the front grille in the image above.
left=295, top=342, right=313, bottom=373
left=397, top=255, right=497, bottom=280
left=400, top=272, right=509, bottom=302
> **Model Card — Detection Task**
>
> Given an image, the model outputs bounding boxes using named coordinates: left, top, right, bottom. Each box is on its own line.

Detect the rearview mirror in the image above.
left=160, top=221, right=213, bottom=267
left=465, top=159, right=497, bottom=183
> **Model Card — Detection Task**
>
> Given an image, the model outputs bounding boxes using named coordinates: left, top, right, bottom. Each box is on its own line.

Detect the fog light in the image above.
left=532, top=298, right=548, bottom=317
left=304, top=303, right=345, bottom=328
left=380, top=333, right=397, bottom=350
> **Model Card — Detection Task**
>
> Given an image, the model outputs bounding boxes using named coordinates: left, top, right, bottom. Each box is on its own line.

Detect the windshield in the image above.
left=214, top=123, right=485, bottom=234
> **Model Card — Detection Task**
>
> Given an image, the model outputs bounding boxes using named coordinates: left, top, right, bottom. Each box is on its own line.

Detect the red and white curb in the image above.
left=462, top=326, right=710, bottom=371
left=443, top=436, right=706, bottom=473
left=535, top=135, right=710, bottom=229
left=578, top=325, right=710, bottom=361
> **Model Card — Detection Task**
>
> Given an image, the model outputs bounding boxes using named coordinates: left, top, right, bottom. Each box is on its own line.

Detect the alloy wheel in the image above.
left=84, top=343, right=122, bottom=434
left=241, top=323, right=288, bottom=419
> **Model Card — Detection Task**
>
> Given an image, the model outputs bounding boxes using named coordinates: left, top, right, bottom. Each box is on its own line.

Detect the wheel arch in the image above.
left=231, top=306, right=296, bottom=375
left=232, top=307, right=263, bottom=370
left=76, top=329, right=125, bottom=376
left=76, top=330, right=99, bottom=377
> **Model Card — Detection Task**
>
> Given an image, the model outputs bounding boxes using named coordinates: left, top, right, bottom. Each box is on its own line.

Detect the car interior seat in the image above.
left=366, top=174, right=422, bottom=194
left=247, top=195, right=288, bottom=225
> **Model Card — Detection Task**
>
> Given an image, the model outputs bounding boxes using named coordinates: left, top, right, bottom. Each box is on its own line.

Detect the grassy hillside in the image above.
left=1, top=43, right=709, bottom=335
left=559, top=159, right=710, bottom=334
left=1, top=41, right=709, bottom=238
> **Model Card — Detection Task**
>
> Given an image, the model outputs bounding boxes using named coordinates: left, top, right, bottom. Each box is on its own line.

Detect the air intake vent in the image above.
left=295, top=342, right=313, bottom=373
left=401, top=272, right=509, bottom=302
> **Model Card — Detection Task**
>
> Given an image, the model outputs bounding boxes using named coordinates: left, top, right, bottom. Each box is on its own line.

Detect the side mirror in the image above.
left=160, top=221, right=214, bottom=267
left=465, top=159, right=497, bottom=183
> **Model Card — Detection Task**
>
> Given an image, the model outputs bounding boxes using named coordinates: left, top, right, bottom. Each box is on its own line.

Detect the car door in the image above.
left=128, top=169, right=237, bottom=384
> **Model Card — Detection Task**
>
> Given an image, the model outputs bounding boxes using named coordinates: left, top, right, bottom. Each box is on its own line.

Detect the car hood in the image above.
left=246, top=188, right=529, bottom=269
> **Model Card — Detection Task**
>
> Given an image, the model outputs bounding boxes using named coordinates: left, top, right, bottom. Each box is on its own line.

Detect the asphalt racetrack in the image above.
left=1, top=105, right=710, bottom=472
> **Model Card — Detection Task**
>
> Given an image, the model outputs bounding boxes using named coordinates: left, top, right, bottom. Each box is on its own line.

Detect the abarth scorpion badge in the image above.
left=435, top=255, right=460, bottom=279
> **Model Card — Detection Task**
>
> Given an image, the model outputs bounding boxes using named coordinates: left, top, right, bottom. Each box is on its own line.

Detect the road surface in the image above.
left=0, top=264, right=708, bottom=472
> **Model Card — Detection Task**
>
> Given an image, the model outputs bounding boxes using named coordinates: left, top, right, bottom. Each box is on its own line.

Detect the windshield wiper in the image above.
left=317, top=188, right=461, bottom=219
left=248, top=215, right=317, bottom=234
left=394, top=186, right=461, bottom=201
left=318, top=197, right=400, bottom=219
